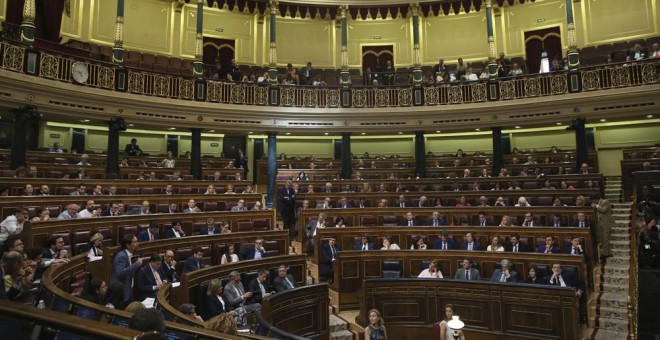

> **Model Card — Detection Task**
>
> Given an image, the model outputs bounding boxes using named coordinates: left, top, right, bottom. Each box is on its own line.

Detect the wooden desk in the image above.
left=358, top=278, right=580, bottom=340
left=261, top=283, right=330, bottom=340
left=621, top=159, right=660, bottom=198
left=39, top=254, right=259, bottom=340
left=331, top=250, right=586, bottom=309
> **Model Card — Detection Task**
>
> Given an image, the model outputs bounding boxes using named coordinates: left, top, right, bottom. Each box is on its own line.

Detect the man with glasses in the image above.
left=239, top=237, right=266, bottom=260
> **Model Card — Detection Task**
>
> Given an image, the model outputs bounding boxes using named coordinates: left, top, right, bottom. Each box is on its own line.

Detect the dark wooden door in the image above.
left=524, top=27, right=562, bottom=73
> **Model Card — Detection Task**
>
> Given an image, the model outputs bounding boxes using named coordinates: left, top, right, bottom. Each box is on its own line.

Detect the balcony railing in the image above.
left=1, top=38, right=659, bottom=109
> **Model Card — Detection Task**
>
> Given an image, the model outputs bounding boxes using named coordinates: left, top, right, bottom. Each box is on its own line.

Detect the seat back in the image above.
left=382, top=260, right=402, bottom=278
left=237, top=221, right=254, bottom=232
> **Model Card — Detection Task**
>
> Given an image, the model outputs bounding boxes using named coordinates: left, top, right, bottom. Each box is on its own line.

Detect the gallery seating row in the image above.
left=1, top=178, right=252, bottom=196
left=0, top=164, right=238, bottom=180
left=23, top=210, right=275, bottom=249
left=621, top=158, right=660, bottom=198
left=1, top=193, right=263, bottom=220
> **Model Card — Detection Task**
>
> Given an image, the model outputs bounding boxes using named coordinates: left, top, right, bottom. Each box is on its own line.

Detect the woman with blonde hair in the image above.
left=87, top=233, right=104, bottom=259
left=515, top=196, right=530, bottom=207
left=204, top=313, right=238, bottom=335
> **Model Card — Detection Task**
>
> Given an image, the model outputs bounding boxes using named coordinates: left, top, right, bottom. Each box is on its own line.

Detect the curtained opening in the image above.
left=524, top=27, right=562, bottom=73
left=202, top=37, right=235, bottom=79
left=361, top=45, right=394, bottom=73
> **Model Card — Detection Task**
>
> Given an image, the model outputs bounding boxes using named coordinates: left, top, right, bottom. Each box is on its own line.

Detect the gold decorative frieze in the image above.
left=231, top=83, right=246, bottom=104
left=550, top=74, right=567, bottom=94
left=280, top=87, right=295, bottom=106
left=499, top=81, right=515, bottom=100
left=39, top=53, right=59, bottom=79
left=154, top=76, right=170, bottom=97
left=303, top=89, right=318, bottom=107
left=581, top=70, right=600, bottom=91
left=352, top=89, right=366, bottom=107
left=525, top=78, right=541, bottom=97
left=471, top=83, right=487, bottom=102
left=398, top=88, right=412, bottom=106
left=255, top=86, right=269, bottom=105
left=611, top=67, right=631, bottom=87
left=424, top=87, right=439, bottom=105
left=447, top=86, right=463, bottom=104
left=326, top=89, right=340, bottom=108
left=375, top=89, right=390, bottom=107
left=97, top=66, right=116, bottom=89
left=128, top=72, right=145, bottom=94
left=3, top=45, right=25, bottom=72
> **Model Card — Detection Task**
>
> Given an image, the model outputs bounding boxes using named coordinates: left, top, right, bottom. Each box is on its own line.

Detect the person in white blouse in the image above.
left=487, top=236, right=505, bottom=252
left=380, top=236, right=400, bottom=250
left=418, top=259, right=443, bottom=278
left=221, top=244, right=240, bottom=264
left=161, top=151, right=176, bottom=168
left=87, top=233, right=104, bottom=260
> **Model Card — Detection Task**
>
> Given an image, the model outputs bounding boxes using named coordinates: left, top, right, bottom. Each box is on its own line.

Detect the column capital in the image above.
left=410, top=2, right=420, bottom=16
left=341, top=132, right=351, bottom=137
left=485, top=0, right=492, bottom=7
left=339, top=4, right=349, bottom=18
left=108, top=118, right=127, bottom=131
left=11, top=106, right=39, bottom=120
left=190, top=127, right=203, bottom=133
left=267, top=131, right=278, bottom=137
left=269, top=0, right=279, bottom=12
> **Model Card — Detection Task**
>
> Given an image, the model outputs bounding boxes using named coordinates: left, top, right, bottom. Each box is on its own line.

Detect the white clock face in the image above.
left=72, top=62, right=89, bottom=84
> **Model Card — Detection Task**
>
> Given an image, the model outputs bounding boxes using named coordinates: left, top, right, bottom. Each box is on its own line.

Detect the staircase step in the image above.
left=595, top=306, right=629, bottom=321
left=330, top=315, right=349, bottom=333
left=591, top=329, right=630, bottom=340
left=598, top=317, right=629, bottom=332
left=330, top=330, right=354, bottom=340
left=601, top=283, right=629, bottom=294
left=598, top=293, right=628, bottom=308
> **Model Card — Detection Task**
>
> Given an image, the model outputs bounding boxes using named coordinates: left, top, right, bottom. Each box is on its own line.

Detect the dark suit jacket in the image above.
left=238, top=245, right=265, bottom=261
left=126, top=208, right=150, bottom=215
left=504, top=242, right=529, bottom=252
left=454, top=268, right=481, bottom=280
left=137, top=230, right=159, bottom=242
left=247, top=278, right=269, bottom=304
left=521, top=218, right=541, bottom=227
left=546, top=272, right=584, bottom=291
left=354, top=242, right=375, bottom=250
left=273, top=274, right=298, bottom=293
left=136, top=265, right=165, bottom=300
left=536, top=245, right=561, bottom=253
left=0, top=270, right=6, bottom=300
left=277, top=187, right=296, bottom=215
left=305, top=219, right=329, bottom=238
left=427, top=217, right=446, bottom=226
left=574, top=220, right=591, bottom=228
left=524, top=276, right=549, bottom=285
left=491, top=269, right=518, bottom=283
left=111, top=249, right=141, bottom=302
left=101, top=210, right=121, bottom=217
left=433, top=239, right=455, bottom=250
left=164, top=228, right=185, bottom=239
left=160, top=261, right=179, bottom=283
left=400, top=219, right=419, bottom=227
left=198, top=226, right=221, bottom=235
left=564, top=246, right=585, bottom=256
left=181, top=256, right=204, bottom=274
left=204, top=294, right=231, bottom=320
left=460, top=241, right=481, bottom=251
left=320, top=243, right=341, bottom=276
left=337, top=202, right=353, bottom=209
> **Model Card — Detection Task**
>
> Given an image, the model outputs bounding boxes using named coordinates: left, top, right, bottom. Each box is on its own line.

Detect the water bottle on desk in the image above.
left=37, top=300, right=46, bottom=309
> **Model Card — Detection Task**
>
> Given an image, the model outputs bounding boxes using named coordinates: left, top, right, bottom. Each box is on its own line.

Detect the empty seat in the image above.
left=361, top=216, right=376, bottom=226
left=73, top=230, right=91, bottom=255
left=252, top=219, right=269, bottom=231
left=382, top=260, right=402, bottom=278
left=382, top=215, right=398, bottom=226
left=203, top=202, right=218, bottom=211
left=237, top=221, right=254, bottom=232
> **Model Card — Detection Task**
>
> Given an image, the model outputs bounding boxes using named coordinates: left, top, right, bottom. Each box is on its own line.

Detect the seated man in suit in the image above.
left=247, top=268, right=273, bottom=304
left=395, top=194, right=409, bottom=208
left=199, top=217, right=221, bottom=235
left=433, top=231, right=455, bottom=250
left=521, top=212, right=541, bottom=227
left=164, top=219, right=186, bottom=239
left=401, top=212, right=418, bottom=226
left=238, top=237, right=266, bottom=260
left=127, top=200, right=151, bottom=215
left=183, top=199, right=202, bottom=213
left=476, top=211, right=491, bottom=227
left=305, top=212, right=329, bottom=256
left=138, top=221, right=159, bottom=242
left=427, top=211, right=445, bottom=227
left=160, top=250, right=179, bottom=283
left=551, top=213, right=563, bottom=227
left=230, top=199, right=248, bottom=212
left=337, top=196, right=353, bottom=209
left=354, top=234, right=374, bottom=251
left=536, top=236, right=561, bottom=254
left=136, top=254, right=165, bottom=300
left=461, top=232, right=481, bottom=251
left=564, top=236, right=585, bottom=256
left=223, top=270, right=260, bottom=312
left=101, top=201, right=122, bottom=217
left=316, top=197, right=333, bottom=209
left=574, top=212, right=591, bottom=228
left=320, top=236, right=341, bottom=282
left=454, top=257, right=481, bottom=280
left=504, top=233, right=528, bottom=252
left=491, top=259, right=518, bottom=283
left=181, top=246, right=205, bottom=274
left=545, top=262, right=584, bottom=298
left=273, top=265, right=298, bottom=293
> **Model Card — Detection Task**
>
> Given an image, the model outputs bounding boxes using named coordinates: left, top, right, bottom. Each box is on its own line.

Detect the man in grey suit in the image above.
left=305, top=212, right=329, bottom=256
left=111, top=234, right=144, bottom=302
left=491, top=259, right=518, bottom=283
left=223, top=271, right=260, bottom=312
left=273, top=265, right=299, bottom=293
left=454, top=258, right=481, bottom=281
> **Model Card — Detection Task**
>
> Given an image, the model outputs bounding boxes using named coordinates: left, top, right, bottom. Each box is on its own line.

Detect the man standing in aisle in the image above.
left=278, top=180, right=296, bottom=238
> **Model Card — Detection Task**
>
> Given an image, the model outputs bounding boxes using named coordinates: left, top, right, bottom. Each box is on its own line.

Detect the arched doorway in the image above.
left=202, top=37, right=235, bottom=79
left=361, top=45, right=394, bottom=74
left=524, top=27, right=562, bottom=73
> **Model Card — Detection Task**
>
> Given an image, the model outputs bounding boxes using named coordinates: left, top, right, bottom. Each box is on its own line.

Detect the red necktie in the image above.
left=150, top=234, right=154, bottom=241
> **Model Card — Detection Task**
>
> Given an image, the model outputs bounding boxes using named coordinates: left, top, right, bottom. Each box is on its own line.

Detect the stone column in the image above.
left=20, top=0, right=36, bottom=44
left=571, top=118, right=588, bottom=170
left=339, top=4, right=350, bottom=86
left=486, top=0, right=498, bottom=78
left=341, top=132, right=352, bottom=180
left=414, top=131, right=426, bottom=178
left=10, top=107, right=38, bottom=170
left=411, top=2, right=423, bottom=85
left=491, top=127, right=503, bottom=176
left=266, top=132, right=277, bottom=208
left=193, top=0, right=204, bottom=77
left=190, top=128, right=202, bottom=180
left=565, top=0, right=580, bottom=70
left=106, top=118, right=126, bottom=177
left=267, top=0, right=279, bottom=84
left=112, top=0, right=125, bottom=64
